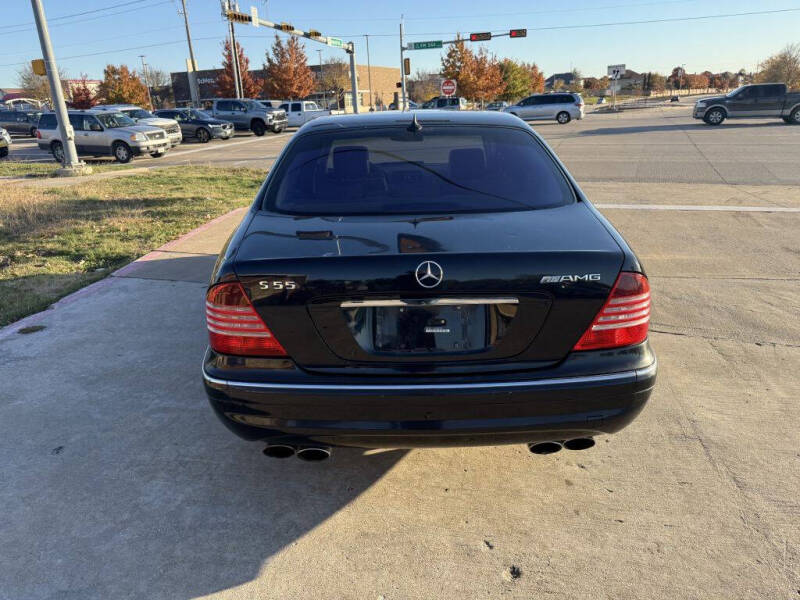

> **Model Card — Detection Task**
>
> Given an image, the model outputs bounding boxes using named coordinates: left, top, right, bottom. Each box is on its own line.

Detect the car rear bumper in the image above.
left=202, top=345, right=657, bottom=448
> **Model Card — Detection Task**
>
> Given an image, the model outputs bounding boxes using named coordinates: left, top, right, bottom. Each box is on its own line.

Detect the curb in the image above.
left=0, top=206, right=247, bottom=341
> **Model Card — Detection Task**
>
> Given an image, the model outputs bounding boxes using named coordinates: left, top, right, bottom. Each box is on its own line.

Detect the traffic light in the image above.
left=308, top=29, right=322, bottom=38
left=226, top=10, right=251, bottom=24
left=403, top=58, right=411, bottom=76
left=510, top=28, right=527, bottom=38
left=469, top=32, right=492, bottom=42
left=278, top=22, right=294, bottom=31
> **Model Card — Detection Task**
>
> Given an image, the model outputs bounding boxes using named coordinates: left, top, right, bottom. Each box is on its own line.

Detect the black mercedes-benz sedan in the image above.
left=202, top=110, right=656, bottom=460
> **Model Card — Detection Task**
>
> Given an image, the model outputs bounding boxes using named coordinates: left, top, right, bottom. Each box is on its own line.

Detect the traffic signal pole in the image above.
left=180, top=0, right=201, bottom=107
left=29, top=0, right=87, bottom=175
left=224, top=8, right=359, bottom=112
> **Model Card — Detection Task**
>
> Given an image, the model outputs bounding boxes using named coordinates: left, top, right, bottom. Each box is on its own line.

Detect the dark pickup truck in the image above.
left=693, top=83, right=800, bottom=125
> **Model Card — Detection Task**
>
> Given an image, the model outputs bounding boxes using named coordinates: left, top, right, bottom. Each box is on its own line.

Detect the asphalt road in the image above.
left=7, top=104, right=800, bottom=185
left=1, top=107, right=798, bottom=599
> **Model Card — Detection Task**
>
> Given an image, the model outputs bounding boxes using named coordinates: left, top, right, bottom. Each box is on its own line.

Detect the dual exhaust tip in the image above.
left=528, top=438, right=595, bottom=455
left=263, top=444, right=331, bottom=461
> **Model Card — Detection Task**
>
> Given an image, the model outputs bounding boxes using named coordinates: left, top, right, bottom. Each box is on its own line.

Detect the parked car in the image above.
left=37, top=109, right=170, bottom=163
left=94, top=104, right=182, bottom=147
left=208, top=99, right=287, bottom=135
left=0, top=127, right=10, bottom=158
left=277, top=100, right=330, bottom=127
left=693, top=83, right=800, bottom=125
left=504, top=92, right=585, bottom=124
left=201, top=110, right=657, bottom=460
left=388, top=100, right=419, bottom=110
left=421, top=96, right=468, bottom=110
left=154, top=108, right=234, bottom=142
left=485, top=101, right=509, bottom=111
left=0, top=109, right=40, bottom=137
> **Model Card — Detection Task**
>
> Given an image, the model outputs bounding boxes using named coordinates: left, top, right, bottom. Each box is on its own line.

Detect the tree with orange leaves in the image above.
left=214, top=39, right=262, bottom=98
left=97, top=64, right=149, bottom=107
left=262, top=35, right=315, bottom=99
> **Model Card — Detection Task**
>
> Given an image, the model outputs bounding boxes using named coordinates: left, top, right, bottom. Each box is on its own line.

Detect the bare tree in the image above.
left=17, top=63, right=68, bottom=104
left=318, top=57, right=350, bottom=108
left=757, top=43, right=800, bottom=88
left=145, top=67, right=171, bottom=88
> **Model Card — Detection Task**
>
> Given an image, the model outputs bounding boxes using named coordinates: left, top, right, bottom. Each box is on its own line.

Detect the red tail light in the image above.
left=573, top=272, right=651, bottom=351
left=36, top=130, right=41, bottom=138
left=205, top=282, right=287, bottom=356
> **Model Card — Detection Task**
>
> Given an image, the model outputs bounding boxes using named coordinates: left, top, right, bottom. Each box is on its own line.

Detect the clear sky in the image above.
left=1, top=0, right=798, bottom=87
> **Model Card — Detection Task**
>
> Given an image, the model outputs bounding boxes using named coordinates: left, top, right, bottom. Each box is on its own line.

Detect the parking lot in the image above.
left=1, top=106, right=798, bottom=599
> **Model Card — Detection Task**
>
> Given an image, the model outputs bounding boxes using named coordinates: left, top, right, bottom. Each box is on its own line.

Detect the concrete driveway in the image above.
left=1, top=110, right=798, bottom=599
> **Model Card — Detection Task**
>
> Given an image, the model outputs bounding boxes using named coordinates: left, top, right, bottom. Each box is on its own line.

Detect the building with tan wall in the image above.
left=171, top=63, right=400, bottom=111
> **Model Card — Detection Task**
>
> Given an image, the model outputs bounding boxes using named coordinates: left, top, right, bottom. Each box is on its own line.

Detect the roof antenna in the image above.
left=407, top=113, right=423, bottom=133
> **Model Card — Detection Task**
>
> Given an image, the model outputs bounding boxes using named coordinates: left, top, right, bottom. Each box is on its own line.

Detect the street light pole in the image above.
left=29, top=0, right=87, bottom=175
left=139, top=55, right=154, bottom=109
left=347, top=43, right=359, bottom=114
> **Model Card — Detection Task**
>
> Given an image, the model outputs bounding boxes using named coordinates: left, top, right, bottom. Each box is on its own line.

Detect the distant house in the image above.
left=612, top=70, right=644, bottom=92
left=545, top=72, right=581, bottom=90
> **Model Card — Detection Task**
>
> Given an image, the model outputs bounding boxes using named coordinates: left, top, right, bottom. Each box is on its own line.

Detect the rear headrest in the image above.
left=332, top=145, right=369, bottom=179
left=449, top=148, right=486, bottom=180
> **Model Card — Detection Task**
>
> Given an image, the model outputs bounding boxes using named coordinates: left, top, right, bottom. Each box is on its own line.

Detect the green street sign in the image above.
left=409, top=40, right=443, bottom=50
left=328, top=37, right=343, bottom=48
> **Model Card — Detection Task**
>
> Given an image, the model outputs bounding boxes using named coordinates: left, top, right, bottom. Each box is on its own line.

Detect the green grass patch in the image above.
left=0, top=166, right=266, bottom=326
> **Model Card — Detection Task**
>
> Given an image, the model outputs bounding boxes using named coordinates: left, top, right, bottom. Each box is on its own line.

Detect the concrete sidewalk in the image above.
left=1, top=182, right=798, bottom=599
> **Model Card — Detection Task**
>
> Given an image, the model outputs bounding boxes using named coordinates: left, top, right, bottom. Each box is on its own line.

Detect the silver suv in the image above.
left=36, top=110, right=170, bottom=163
left=95, top=104, right=182, bottom=147
left=503, top=92, right=585, bottom=124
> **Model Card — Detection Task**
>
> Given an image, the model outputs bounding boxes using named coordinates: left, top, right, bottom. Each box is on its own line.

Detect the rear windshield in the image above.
left=263, top=125, right=573, bottom=215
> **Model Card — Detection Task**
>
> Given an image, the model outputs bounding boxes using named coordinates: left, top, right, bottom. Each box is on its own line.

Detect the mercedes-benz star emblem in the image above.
left=415, top=261, right=444, bottom=288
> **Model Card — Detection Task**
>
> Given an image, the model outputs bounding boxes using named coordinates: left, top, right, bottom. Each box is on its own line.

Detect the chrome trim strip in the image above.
left=202, top=368, right=641, bottom=392
left=340, top=297, right=519, bottom=308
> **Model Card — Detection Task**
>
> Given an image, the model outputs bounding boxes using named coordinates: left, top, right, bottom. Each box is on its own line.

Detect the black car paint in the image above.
left=153, top=109, right=233, bottom=139
left=202, top=111, right=655, bottom=449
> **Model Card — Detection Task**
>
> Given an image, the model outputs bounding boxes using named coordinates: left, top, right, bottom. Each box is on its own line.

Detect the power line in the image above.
left=328, top=6, right=800, bottom=37
left=0, top=0, right=172, bottom=35
left=0, top=0, right=150, bottom=30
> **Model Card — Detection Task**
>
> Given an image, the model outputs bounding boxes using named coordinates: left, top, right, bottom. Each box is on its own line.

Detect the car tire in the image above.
left=112, top=141, right=133, bottom=163
left=51, top=141, right=65, bottom=164
left=251, top=120, right=266, bottom=136
left=0, top=146, right=8, bottom=159
left=790, top=108, right=800, bottom=125
left=705, top=108, right=725, bottom=125
left=30, top=127, right=37, bottom=138
left=196, top=128, right=211, bottom=143
left=556, top=111, right=571, bottom=124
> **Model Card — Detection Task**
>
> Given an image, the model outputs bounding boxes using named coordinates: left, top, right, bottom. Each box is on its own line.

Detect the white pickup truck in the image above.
left=278, top=101, right=331, bottom=127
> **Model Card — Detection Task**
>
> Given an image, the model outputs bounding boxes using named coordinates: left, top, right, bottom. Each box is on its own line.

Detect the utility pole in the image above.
left=139, top=55, right=154, bottom=109
left=316, top=49, right=325, bottom=108
left=180, top=0, right=200, bottom=107
left=399, top=19, right=408, bottom=110
left=347, top=43, right=359, bottom=114
left=365, top=34, right=373, bottom=111
left=29, top=0, right=87, bottom=175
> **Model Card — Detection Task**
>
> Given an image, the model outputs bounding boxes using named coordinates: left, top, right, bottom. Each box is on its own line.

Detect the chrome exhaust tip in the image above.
left=262, top=444, right=296, bottom=459
left=527, top=441, right=563, bottom=455
left=563, top=438, right=595, bottom=451
left=296, top=446, right=332, bottom=462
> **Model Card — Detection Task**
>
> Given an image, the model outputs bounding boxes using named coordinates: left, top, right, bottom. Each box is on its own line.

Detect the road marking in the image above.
left=595, top=203, right=800, bottom=212
left=166, top=132, right=292, bottom=159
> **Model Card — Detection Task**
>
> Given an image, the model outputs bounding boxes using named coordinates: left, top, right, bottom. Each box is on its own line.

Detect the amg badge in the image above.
left=540, top=274, right=602, bottom=283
